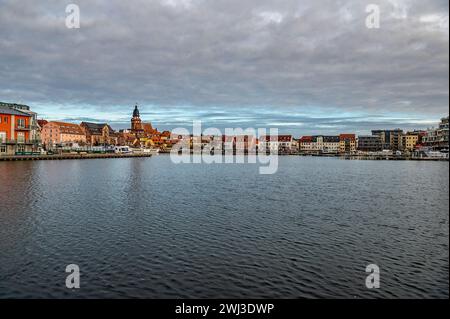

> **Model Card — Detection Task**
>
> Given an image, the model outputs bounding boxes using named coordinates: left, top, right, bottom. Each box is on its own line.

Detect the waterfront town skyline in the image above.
left=1, top=101, right=448, bottom=157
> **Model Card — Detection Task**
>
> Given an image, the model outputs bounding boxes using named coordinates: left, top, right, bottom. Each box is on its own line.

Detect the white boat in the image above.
left=425, top=150, right=449, bottom=159
left=413, top=147, right=449, bottom=159
left=141, top=148, right=160, bottom=155
left=129, top=147, right=160, bottom=155
left=114, top=146, right=132, bottom=154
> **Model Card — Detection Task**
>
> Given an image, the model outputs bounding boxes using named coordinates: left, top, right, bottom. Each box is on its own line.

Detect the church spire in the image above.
left=133, top=104, right=140, bottom=118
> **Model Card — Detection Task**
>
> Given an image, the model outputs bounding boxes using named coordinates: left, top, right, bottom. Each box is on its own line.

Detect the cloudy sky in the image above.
left=0, top=0, right=448, bottom=135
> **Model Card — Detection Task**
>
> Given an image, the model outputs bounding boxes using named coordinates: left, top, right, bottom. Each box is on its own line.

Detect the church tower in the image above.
left=131, top=104, right=143, bottom=135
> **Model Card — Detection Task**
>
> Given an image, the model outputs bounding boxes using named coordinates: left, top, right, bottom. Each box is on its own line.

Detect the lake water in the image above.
left=0, top=156, right=448, bottom=298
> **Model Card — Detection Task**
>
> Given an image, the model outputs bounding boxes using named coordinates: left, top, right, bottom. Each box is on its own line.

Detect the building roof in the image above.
left=261, top=135, right=292, bottom=142
left=372, top=129, right=403, bottom=134
left=143, top=123, right=158, bottom=135
left=339, top=134, right=356, bottom=140
left=0, top=105, right=32, bottom=116
left=133, top=104, right=140, bottom=118
left=0, top=102, right=31, bottom=111
left=81, top=122, right=115, bottom=135
left=49, top=121, right=85, bottom=135
left=299, top=136, right=313, bottom=142
left=37, top=119, right=48, bottom=128
left=322, top=136, right=340, bottom=142
left=161, top=131, right=171, bottom=137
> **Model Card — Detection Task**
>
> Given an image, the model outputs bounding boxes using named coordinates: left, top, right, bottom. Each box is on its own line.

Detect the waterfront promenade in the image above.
left=0, top=153, right=153, bottom=161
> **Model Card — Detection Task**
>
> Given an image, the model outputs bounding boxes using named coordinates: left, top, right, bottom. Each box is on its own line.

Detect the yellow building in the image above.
left=403, top=134, right=419, bottom=151
left=339, top=134, right=356, bottom=154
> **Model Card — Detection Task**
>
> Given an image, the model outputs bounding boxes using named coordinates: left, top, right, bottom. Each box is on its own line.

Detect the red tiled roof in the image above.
left=299, top=136, right=313, bottom=142
left=50, top=121, right=85, bottom=135
left=339, top=134, right=356, bottom=140
left=261, top=135, right=292, bottom=142
left=38, top=119, right=48, bottom=128
left=161, top=131, right=171, bottom=137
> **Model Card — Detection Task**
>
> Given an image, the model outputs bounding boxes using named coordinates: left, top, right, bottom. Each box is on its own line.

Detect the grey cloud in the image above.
left=0, top=0, right=448, bottom=133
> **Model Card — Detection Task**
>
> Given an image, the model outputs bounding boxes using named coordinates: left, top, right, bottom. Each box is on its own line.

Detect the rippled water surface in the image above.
left=0, top=156, right=448, bottom=298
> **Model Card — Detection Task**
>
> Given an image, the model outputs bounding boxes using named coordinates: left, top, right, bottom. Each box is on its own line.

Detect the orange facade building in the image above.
left=0, top=105, right=33, bottom=155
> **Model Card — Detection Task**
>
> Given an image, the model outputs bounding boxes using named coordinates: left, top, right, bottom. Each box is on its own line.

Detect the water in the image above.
left=0, top=156, right=448, bottom=299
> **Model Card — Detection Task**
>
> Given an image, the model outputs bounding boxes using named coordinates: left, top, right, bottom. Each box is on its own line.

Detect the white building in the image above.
left=299, top=135, right=340, bottom=153
left=422, top=116, right=449, bottom=151
left=260, top=135, right=293, bottom=152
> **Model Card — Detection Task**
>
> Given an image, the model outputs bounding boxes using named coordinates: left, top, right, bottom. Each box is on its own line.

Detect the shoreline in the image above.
left=159, top=150, right=449, bottom=161
left=0, top=153, right=153, bottom=161
left=1, top=152, right=448, bottom=162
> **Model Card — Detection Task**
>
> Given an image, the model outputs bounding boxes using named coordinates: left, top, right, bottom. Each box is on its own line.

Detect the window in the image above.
left=0, top=145, right=6, bottom=153
left=17, top=132, right=25, bottom=143
left=4, top=117, right=7, bottom=123
left=0, top=131, right=6, bottom=143
left=17, top=118, right=25, bottom=128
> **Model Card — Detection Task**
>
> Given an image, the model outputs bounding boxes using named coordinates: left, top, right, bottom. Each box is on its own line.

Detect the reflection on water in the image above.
left=0, top=157, right=448, bottom=298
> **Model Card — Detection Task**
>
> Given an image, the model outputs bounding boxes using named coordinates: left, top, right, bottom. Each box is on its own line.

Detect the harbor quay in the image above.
left=0, top=150, right=447, bottom=162
left=0, top=152, right=154, bottom=162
